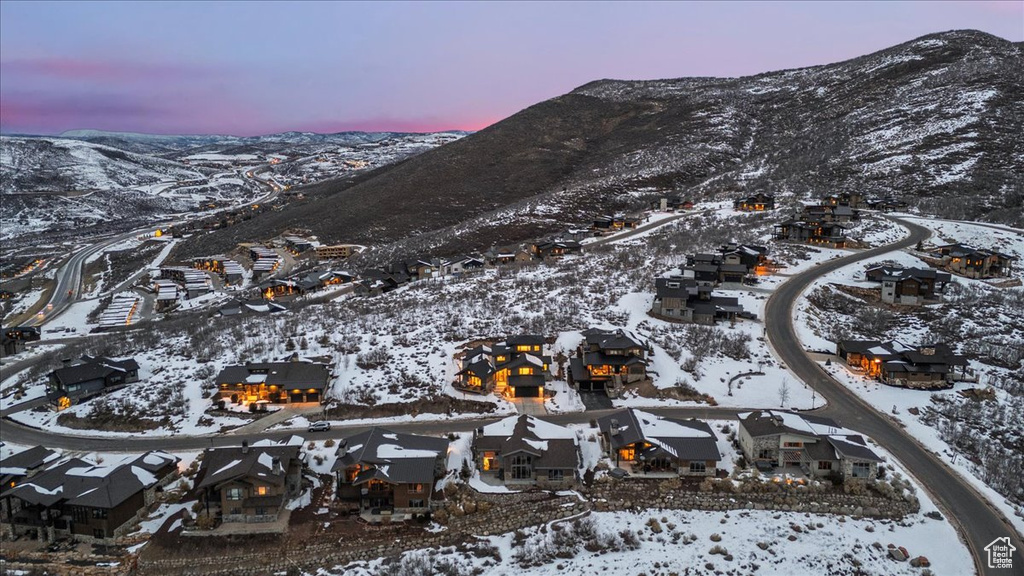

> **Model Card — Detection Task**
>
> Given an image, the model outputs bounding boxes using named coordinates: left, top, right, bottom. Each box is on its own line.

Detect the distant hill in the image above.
left=55, top=129, right=471, bottom=156
left=0, top=136, right=204, bottom=194
left=175, top=29, right=1024, bottom=261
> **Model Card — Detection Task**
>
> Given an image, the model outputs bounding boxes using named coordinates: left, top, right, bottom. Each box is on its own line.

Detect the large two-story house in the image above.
left=597, top=409, right=721, bottom=477
left=455, top=335, right=552, bottom=398
left=1, top=452, right=179, bottom=543
left=332, top=428, right=449, bottom=522
left=738, top=410, right=881, bottom=481
left=650, top=275, right=745, bottom=325
left=935, top=244, right=1015, bottom=279
left=196, top=439, right=304, bottom=525
left=46, top=356, right=140, bottom=410
left=568, top=328, right=649, bottom=396
left=836, top=340, right=970, bottom=389
left=472, top=415, right=579, bottom=488
left=733, top=193, right=775, bottom=212
left=864, top=266, right=952, bottom=305
left=215, top=361, right=331, bottom=404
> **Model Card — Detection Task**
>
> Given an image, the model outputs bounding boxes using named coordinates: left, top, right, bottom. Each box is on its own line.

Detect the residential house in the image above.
left=472, top=415, right=579, bottom=488
left=196, top=439, right=303, bottom=524
left=935, top=244, right=1015, bottom=279
left=865, top=197, right=907, bottom=212
left=737, top=410, right=881, bottom=481
left=315, top=244, right=359, bottom=261
left=568, top=328, right=649, bottom=396
left=332, top=428, right=448, bottom=521
left=836, top=340, right=970, bottom=389
left=657, top=196, right=695, bottom=211
left=4, top=326, right=41, bottom=342
left=249, top=246, right=281, bottom=278
left=442, top=255, right=486, bottom=276
left=282, top=236, right=315, bottom=254
left=454, top=335, right=552, bottom=397
left=215, top=361, right=331, bottom=404
left=216, top=299, right=287, bottom=317
left=0, top=446, right=58, bottom=494
left=597, top=409, right=721, bottom=477
left=773, top=219, right=848, bottom=247
left=1, top=452, right=179, bottom=543
left=733, top=193, right=775, bottom=212
left=863, top=266, right=952, bottom=305
left=823, top=192, right=864, bottom=209
left=46, top=356, right=140, bottom=409
left=531, top=240, right=583, bottom=260
left=650, top=275, right=746, bottom=325
left=1, top=335, right=25, bottom=358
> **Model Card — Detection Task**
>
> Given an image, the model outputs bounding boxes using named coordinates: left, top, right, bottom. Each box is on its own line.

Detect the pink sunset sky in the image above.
left=1, top=1, right=1021, bottom=136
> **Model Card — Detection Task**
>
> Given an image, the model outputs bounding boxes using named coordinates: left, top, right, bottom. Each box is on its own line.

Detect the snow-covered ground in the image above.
left=793, top=216, right=1024, bottom=534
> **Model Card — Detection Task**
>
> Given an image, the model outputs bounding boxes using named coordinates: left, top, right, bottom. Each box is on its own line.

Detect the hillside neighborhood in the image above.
left=1, top=19, right=1023, bottom=576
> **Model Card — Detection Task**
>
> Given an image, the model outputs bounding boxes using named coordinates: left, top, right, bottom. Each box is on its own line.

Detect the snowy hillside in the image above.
left=181, top=29, right=1023, bottom=259
left=0, top=136, right=204, bottom=194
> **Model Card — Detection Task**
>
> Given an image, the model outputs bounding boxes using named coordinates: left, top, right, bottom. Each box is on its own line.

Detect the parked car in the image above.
left=307, top=421, right=331, bottom=432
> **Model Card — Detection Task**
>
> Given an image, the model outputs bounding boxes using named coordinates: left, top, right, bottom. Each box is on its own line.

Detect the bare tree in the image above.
left=778, top=379, right=791, bottom=408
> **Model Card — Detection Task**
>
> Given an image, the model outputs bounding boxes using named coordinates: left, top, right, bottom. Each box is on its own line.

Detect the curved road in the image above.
left=765, top=215, right=1023, bottom=576
left=2, top=214, right=1020, bottom=574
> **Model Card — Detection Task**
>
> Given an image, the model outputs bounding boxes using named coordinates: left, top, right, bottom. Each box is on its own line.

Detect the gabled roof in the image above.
left=50, top=356, right=139, bottom=387
left=474, top=415, right=579, bottom=470
left=197, top=442, right=301, bottom=490
left=215, top=362, right=330, bottom=389
left=738, top=410, right=850, bottom=439
left=597, top=409, right=721, bottom=461
left=826, top=435, right=882, bottom=462
left=332, top=427, right=448, bottom=484
left=583, top=328, right=645, bottom=351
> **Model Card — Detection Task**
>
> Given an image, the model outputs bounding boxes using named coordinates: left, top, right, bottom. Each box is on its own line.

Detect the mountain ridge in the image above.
left=174, top=29, right=1023, bottom=261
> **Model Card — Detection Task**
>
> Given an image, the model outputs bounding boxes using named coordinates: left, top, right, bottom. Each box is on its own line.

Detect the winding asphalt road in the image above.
left=1, top=214, right=1020, bottom=574
left=764, top=215, right=1023, bottom=576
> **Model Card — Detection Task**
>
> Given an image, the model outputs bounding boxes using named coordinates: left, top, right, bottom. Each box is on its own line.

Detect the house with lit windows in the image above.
left=214, top=361, right=330, bottom=404
left=597, top=409, right=721, bottom=477
left=196, top=439, right=303, bottom=524
left=472, top=415, right=579, bottom=488
left=1, top=451, right=179, bottom=542
left=332, top=428, right=448, bottom=522
left=568, top=328, right=649, bottom=396
left=737, top=410, right=882, bottom=481
left=836, top=340, right=969, bottom=389
left=935, top=244, right=1015, bottom=279
left=46, top=356, right=140, bottom=410
left=455, top=335, right=552, bottom=397
left=733, top=192, right=775, bottom=211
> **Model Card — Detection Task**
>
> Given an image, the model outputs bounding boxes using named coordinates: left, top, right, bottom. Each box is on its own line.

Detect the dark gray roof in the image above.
left=597, top=409, right=721, bottom=462
left=215, top=361, right=331, bottom=390
left=50, top=356, right=138, bottom=387
left=583, top=328, right=644, bottom=351
left=473, top=415, right=579, bottom=471
left=827, top=435, right=882, bottom=462
left=197, top=442, right=301, bottom=490
left=332, top=427, right=448, bottom=484
left=739, top=410, right=841, bottom=439
left=0, top=445, right=57, bottom=471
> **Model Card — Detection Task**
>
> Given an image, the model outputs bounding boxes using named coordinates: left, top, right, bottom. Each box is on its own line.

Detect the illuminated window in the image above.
left=410, top=483, right=424, bottom=494
left=782, top=442, right=803, bottom=448
left=518, top=367, right=532, bottom=375
left=618, top=447, right=636, bottom=461
left=257, top=486, right=268, bottom=496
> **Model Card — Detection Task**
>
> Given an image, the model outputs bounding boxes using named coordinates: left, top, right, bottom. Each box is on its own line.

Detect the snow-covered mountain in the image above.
left=0, top=136, right=204, bottom=194
left=56, top=129, right=471, bottom=155
left=178, top=30, right=1023, bottom=261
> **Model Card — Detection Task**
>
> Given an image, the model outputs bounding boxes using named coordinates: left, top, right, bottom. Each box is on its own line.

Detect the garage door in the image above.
left=305, top=391, right=320, bottom=403
left=512, top=386, right=541, bottom=398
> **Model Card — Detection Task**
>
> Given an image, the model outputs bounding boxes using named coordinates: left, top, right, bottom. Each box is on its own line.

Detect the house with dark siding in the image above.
left=332, top=428, right=448, bottom=522
left=196, top=439, right=304, bottom=525
left=472, top=415, right=579, bottom=488
left=597, top=409, right=721, bottom=477
left=46, top=356, right=140, bottom=409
